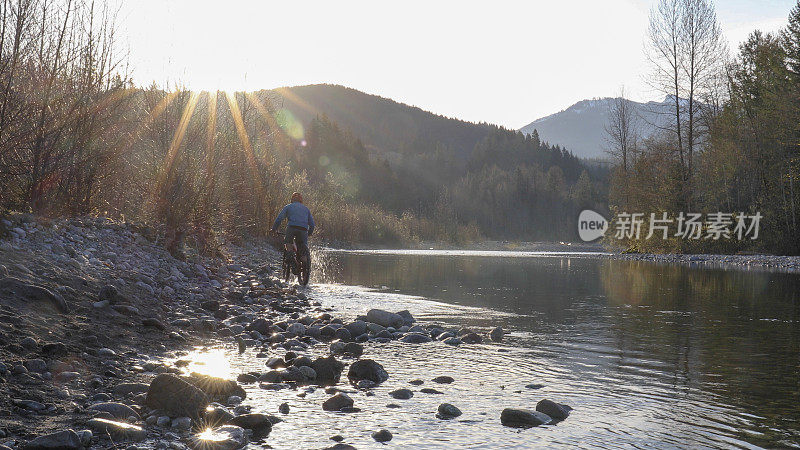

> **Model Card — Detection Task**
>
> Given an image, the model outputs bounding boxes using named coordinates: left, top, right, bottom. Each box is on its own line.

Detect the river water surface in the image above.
left=187, top=250, right=800, bottom=449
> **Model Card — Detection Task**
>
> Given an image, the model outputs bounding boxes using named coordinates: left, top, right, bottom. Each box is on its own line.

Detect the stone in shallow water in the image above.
left=437, top=403, right=462, bottom=418
left=432, top=376, right=454, bottom=384
left=322, top=393, right=353, bottom=411
left=489, top=326, right=504, bottom=342
left=535, top=399, right=572, bottom=421
left=500, top=408, right=551, bottom=428
left=347, top=359, right=388, bottom=385
left=372, top=429, right=393, bottom=442
left=190, top=425, right=247, bottom=450
left=227, top=413, right=272, bottom=436
left=420, top=388, right=443, bottom=394
left=389, top=388, right=413, bottom=400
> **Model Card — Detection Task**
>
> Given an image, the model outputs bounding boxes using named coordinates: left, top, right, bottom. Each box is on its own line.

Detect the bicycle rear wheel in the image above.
left=299, top=250, right=311, bottom=286
left=282, top=252, right=292, bottom=282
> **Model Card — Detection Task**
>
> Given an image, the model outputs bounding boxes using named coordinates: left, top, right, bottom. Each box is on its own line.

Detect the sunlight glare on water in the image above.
left=179, top=348, right=233, bottom=379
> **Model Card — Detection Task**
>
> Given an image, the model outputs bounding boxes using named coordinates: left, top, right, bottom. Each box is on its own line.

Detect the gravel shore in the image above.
left=0, top=214, right=569, bottom=449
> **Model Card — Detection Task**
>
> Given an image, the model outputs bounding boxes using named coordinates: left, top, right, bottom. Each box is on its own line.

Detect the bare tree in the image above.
left=647, top=0, right=684, bottom=168
left=604, top=86, right=639, bottom=173
left=680, top=0, right=725, bottom=178
left=646, top=0, right=725, bottom=206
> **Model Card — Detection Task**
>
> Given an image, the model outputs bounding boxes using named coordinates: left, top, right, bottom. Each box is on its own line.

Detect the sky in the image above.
left=115, top=0, right=797, bottom=129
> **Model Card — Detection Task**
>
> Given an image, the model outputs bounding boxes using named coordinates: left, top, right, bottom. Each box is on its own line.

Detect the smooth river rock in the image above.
left=322, top=393, right=354, bottom=411
left=500, top=408, right=551, bottom=428
left=366, top=309, right=404, bottom=328
left=437, top=403, right=463, bottom=418
left=535, top=399, right=572, bottom=421
left=347, top=359, right=388, bottom=385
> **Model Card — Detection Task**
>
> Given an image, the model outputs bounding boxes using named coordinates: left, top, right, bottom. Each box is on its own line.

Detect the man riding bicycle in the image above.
left=270, top=192, right=315, bottom=270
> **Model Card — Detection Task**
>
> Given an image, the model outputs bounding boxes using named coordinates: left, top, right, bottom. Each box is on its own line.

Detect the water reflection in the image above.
left=176, top=348, right=233, bottom=379
left=318, top=250, right=800, bottom=448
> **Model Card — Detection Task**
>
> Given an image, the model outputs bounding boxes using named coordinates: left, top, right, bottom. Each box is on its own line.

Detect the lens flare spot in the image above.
left=319, top=155, right=330, bottom=166
left=277, top=108, right=304, bottom=140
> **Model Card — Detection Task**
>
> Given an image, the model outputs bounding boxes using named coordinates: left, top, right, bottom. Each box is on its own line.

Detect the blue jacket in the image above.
left=272, top=201, right=315, bottom=235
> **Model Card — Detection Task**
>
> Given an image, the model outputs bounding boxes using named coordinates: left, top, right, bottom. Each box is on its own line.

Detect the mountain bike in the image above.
left=275, top=231, right=311, bottom=286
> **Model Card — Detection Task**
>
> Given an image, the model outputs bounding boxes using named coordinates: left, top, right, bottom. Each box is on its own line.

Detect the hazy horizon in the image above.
left=116, top=0, right=795, bottom=128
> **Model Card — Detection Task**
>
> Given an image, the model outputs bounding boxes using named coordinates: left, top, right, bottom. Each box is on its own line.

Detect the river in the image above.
left=185, top=249, right=800, bottom=448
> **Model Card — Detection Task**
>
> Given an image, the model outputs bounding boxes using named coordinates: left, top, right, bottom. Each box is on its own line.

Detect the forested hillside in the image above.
left=605, top=0, right=800, bottom=255
left=267, top=84, right=608, bottom=240
left=270, top=84, right=494, bottom=159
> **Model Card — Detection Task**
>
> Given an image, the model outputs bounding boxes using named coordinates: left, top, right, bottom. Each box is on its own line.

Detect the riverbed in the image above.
left=182, top=249, right=800, bottom=448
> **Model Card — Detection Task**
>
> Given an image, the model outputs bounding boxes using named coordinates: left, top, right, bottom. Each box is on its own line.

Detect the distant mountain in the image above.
left=519, top=97, right=676, bottom=159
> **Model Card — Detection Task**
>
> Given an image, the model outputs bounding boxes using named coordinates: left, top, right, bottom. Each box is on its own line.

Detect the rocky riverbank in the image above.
left=0, top=214, right=571, bottom=449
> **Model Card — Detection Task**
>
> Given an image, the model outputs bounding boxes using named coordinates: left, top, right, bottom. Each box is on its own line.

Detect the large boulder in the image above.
left=535, top=399, right=572, bottom=421
left=365, top=309, right=404, bottom=328
left=187, top=373, right=246, bottom=402
left=146, top=373, right=209, bottom=418
left=23, top=430, right=81, bottom=449
left=500, top=408, right=551, bottom=428
left=347, top=359, right=388, bottom=385
left=311, top=356, right=344, bottom=386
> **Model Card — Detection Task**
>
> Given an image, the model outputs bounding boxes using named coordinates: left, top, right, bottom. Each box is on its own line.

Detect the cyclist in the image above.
left=270, top=192, right=315, bottom=271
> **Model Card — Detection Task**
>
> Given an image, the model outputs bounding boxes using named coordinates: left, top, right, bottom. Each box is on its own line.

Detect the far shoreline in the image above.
left=317, top=240, right=800, bottom=273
